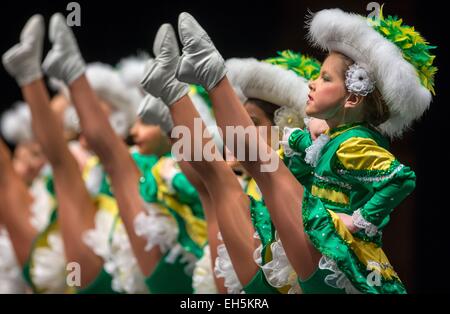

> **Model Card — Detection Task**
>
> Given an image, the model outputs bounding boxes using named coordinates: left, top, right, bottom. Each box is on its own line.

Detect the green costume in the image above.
left=286, top=122, right=415, bottom=293
left=22, top=169, right=120, bottom=294
left=116, top=151, right=207, bottom=294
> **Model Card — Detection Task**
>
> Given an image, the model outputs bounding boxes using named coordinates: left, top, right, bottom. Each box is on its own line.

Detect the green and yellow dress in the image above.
left=22, top=158, right=122, bottom=294
left=131, top=152, right=207, bottom=294
left=284, top=122, right=415, bottom=294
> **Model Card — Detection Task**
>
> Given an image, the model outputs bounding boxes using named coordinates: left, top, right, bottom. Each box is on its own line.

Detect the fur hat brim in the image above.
left=307, top=8, right=432, bottom=138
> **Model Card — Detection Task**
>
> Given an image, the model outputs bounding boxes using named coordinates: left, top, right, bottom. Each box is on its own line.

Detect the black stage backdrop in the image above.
left=0, top=0, right=448, bottom=293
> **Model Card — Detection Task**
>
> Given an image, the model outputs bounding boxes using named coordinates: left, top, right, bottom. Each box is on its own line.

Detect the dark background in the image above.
left=0, top=0, right=448, bottom=293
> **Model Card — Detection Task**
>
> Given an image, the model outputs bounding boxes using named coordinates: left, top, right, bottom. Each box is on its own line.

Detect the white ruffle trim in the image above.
left=82, top=210, right=115, bottom=260
left=31, top=231, right=68, bottom=293
left=84, top=162, right=104, bottom=197
left=134, top=204, right=178, bottom=254
left=0, top=228, right=27, bottom=293
left=158, top=158, right=179, bottom=194
left=318, top=255, right=361, bottom=294
left=280, top=127, right=302, bottom=158
left=352, top=209, right=379, bottom=237
left=213, top=232, right=244, bottom=294
left=253, top=232, right=301, bottom=294
left=29, top=178, right=54, bottom=232
left=192, top=245, right=218, bottom=294
left=165, top=243, right=198, bottom=277
left=105, top=221, right=148, bottom=294
left=135, top=203, right=198, bottom=278
left=83, top=209, right=148, bottom=293
left=304, top=133, right=330, bottom=167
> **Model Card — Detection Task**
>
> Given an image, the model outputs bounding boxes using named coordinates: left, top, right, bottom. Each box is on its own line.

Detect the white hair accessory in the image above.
left=345, top=63, right=375, bottom=96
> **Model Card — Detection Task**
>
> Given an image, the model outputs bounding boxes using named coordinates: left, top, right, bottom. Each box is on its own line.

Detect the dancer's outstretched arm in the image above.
left=175, top=13, right=321, bottom=279
left=0, top=139, right=36, bottom=266
left=41, top=13, right=162, bottom=277
left=2, top=14, right=102, bottom=286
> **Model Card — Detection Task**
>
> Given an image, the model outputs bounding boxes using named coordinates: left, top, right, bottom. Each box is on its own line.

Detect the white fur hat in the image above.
left=1, top=101, right=33, bottom=144
left=307, top=8, right=437, bottom=138
left=226, top=57, right=311, bottom=129
left=117, top=54, right=150, bottom=90
left=50, top=62, right=141, bottom=138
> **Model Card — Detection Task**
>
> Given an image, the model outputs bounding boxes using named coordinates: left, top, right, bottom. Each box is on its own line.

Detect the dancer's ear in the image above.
left=343, top=93, right=364, bottom=109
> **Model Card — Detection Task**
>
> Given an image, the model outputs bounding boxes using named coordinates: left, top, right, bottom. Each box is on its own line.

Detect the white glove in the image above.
left=42, top=13, right=86, bottom=84
left=2, top=14, right=45, bottom=86
left=140, top=23, right=189, bottom=106
left=137, top=94, right=174, bottom=133
left=176, top=12, right=227, bottom=91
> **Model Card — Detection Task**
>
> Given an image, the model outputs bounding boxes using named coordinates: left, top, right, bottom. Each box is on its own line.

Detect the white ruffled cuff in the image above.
left=352, top=209, right=379, bottom=237
left=192, top=245, right=218, bottom=294
left=253, top=232, right=301, bottom=294
left=213, top=232, right=244, bottom=294
left=280, top=127, right=302, bottom=157
left=304, top=133, right=330, bottom=167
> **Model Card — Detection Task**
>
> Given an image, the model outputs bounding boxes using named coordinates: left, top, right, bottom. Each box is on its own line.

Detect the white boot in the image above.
left=140, top=23, right=189, bottom=106
left=42, top=13, right=85, bottom=84
left=137, top=95, right=174, bottom=133
left=2, top=14, right=45, bottom=86
left=176, top=12, right=227, bottom=91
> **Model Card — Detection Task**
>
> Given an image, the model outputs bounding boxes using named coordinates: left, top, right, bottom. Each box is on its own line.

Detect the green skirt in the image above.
left=145, top=251, right=193, bottom=294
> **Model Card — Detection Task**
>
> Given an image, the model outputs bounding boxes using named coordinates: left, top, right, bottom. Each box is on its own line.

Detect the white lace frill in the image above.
left=253, top=232, right=301, bottom=294
left=29, top=177, right=54, bottom=232
left=351, top=209, right=379, bottom=237
left=318, top=255, right=361, bottom=294
left=106, top=221, right=148, bottom=294
left=0, top=228, right=27, bottom=293
left=134, top=203, right=198, bottom=279
left=192, top=245, right=218, bottom=294
left=83, top=208, right=148, bottom=294
left=280, top=127, right=302, bottom=158
left=31, top=231, right=68, bottom=293
left=304, top=133, right=330, bottom=167
left=213, top=232, right=244, bottom=294
left=134, top=203, right=178, bottom=255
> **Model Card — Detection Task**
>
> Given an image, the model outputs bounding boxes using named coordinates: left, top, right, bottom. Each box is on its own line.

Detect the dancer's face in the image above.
left=306, top=52, right=349, bottom=119
left=13, top=141, right=46, bottom=184
left=130, top=119, right=167, bottom=155
left=244, top=101, right=274, bottom=145
left=225, top=101, right=274, bottom=176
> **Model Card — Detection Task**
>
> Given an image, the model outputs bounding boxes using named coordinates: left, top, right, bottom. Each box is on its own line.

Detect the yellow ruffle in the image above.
left=328, top=210, right=400, bottom=281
